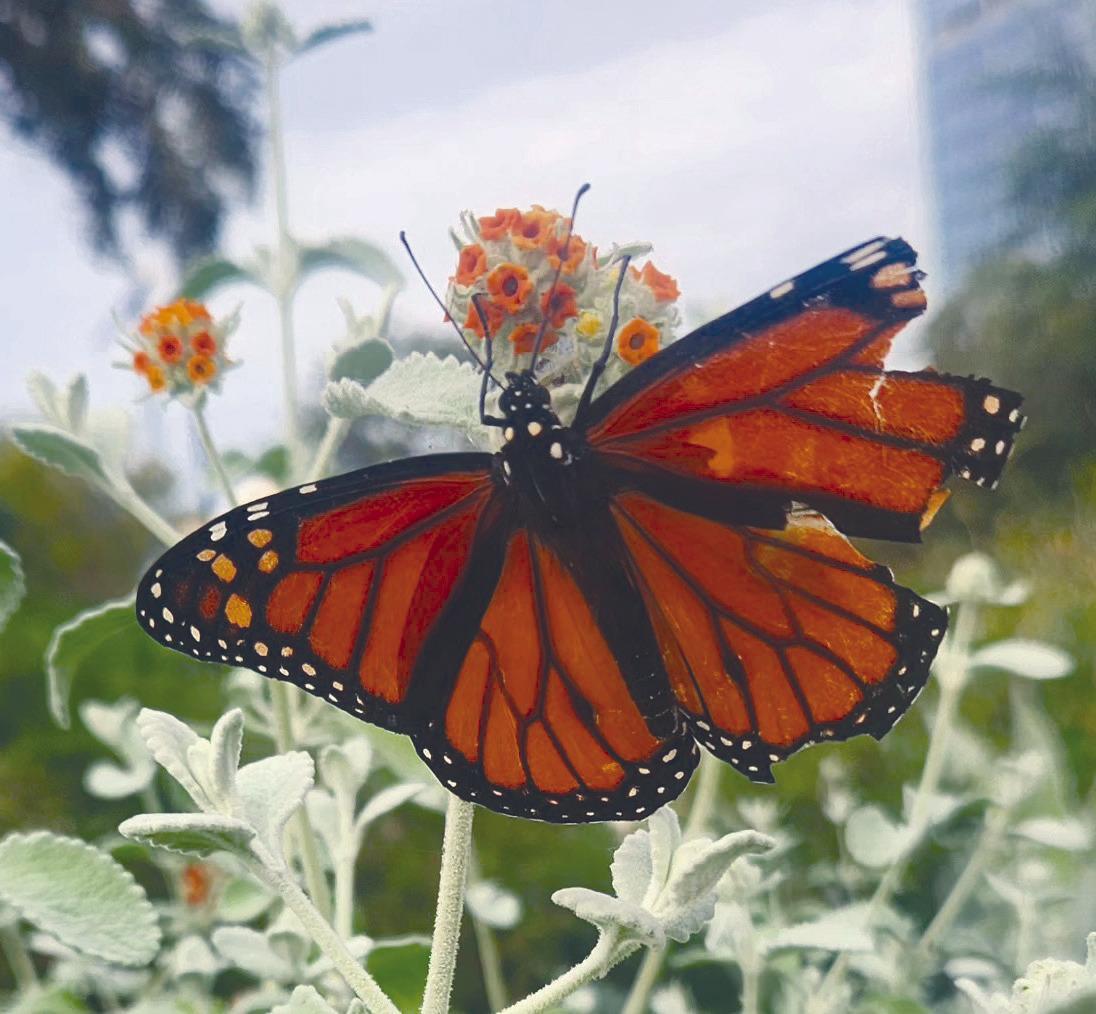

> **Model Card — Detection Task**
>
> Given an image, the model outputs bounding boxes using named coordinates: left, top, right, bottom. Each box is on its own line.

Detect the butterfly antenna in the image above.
left=573, top=254, right=631, bottom=426
left=529, top=182, right=591, bottom=367
left=470, top=294, right=506, bottom=426
left=399, top=230, right=491, bottom=373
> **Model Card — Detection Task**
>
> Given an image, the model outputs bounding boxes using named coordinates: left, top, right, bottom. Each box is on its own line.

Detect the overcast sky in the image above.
left=0, top=0, right=936, bottom=464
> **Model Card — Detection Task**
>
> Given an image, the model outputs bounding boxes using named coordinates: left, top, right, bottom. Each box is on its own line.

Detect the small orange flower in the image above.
left=187, top=354, right=217, bottom=384
left=463, top=301, right=507, bottom=339
left=509, top=322, right=559, bottom=356
left=158, top=334, right=184, bottom=363
left=181, top=862, right=213, bottom=907
left=546, top=233, right=588, bottom=274
left=511, top=206, right=558, bottom=250
left=140, top=298, right=211, bottom=335
left=478, top=208, right=521, bottom=241
left=455, top=244, right=488, bottom=286
left=540, top=282, right=578, bottom=328
left=617, top=318, right=661, bottom=365
left=486, top=262, right=533, bottom=313
left=133, top=350, right=152, bottom=374
left=641, top=262, right=680, bottom=302
left=191, top=331, right=217, bottom=356
left=145, top=364, right=167, bottom=392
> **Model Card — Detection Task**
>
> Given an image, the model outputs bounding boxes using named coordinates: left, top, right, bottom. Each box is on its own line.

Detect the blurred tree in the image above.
left=0, top=0, right=259, bottom=263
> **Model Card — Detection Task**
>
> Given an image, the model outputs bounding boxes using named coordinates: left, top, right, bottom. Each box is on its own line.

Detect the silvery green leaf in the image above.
left=662, top=830, right=774, bottom=915
left=46, top=595, right=135, bottom=728
left=80, top=698, right=140, bottom=754
left=0, top=831, right=160, bottom=966
left=27, top=371, right=61, bottom=424
left=354, top=783, right=423, bottom=837
left=466, top=881, right=522, bottom=930
left=212, top=925, right=294, bottom=982
left=267, top=906, right=311, bottom=966
left=179, top=255, right=258, bottom=299
left=765, top=903, right=873, bottom=954
left=611, top=824, right=654, bottom=906
left=306, top=935, right=378, bottom=978
left=236, top=751, right=315, bottom=860
left=65, top=374, right=88, bottom=433
left=945, top=553, right=1004, bottom=603
left=11, top=423, right=109, bottom=485
left=217, top=874, right=275, bottom=923
left=169, top=934, right=221, bottom=982
left=552, top=887, right=664, bottom=947
left=119, top=812, right=255, bottom=858
left=845, top=806, right=915, bottom=868
left=209, top=709, right=245, bottom=805
left=646, top=808, right=682, bottom=908
left=136, top=708, right=216, bottom=811
left=305, top=789, right=340, bottom=865
left=319, top=739, right=374, bottom=801
left=322, top=352, right=483, bottom=440
left=2, top=986, right=86, bottom=1014
left=294, top=18, right=373, bottom=57
left=0, top=539, right=26, bottom=635
left=901, top=785, right=966, bottom=828
left=1012, top=817, right=1092, bottom=851
left=985, top=871, right=1027, bottom=909
left=346, top=1002, right=366, bottom=1014
left=85, top=761, right=155, bottom=799
left=971, top=639, right=1073, bottom=680
left=329, top=337, right=394, bottom=386
left=271, top=985, right=341, bottom=1014
left=650, top=982, right=695, bottom=1014
left=297, top=237, right=404, bottom=291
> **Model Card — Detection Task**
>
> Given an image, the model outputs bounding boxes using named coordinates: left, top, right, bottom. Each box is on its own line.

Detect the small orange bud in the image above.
left=158, top=334, right=184, bottom=364
left=145, top=364, right=167, bottom=392
left=540, top=282, right=578, bottom=329
left=640, top=262, right=680, bottom=302
left=617, top=318, right=661, bottom=365
left=133, top=350, right=152, bottom=374
left=187, top=354, right=217, bottom=384
left=486, top=263, right=533, bottom=313
left=191, top=331, right=217, bottom=356
left=455, top=244, right=488, bottom=286
left=509, top=322, right=558, bottom=356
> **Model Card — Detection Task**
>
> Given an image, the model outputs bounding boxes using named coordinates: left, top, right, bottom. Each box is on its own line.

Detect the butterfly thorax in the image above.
left=496, top=370, right=585, bottom=526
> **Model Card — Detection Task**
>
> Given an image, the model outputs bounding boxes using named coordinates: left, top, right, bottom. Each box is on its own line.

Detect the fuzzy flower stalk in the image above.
left=445, top=205, right=681, bottom=405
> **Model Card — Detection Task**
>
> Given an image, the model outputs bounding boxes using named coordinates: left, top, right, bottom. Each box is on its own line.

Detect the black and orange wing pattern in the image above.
left=581, top=237, right=1025, bottom=542
left=611, top=492, right=945, bottom=781
left=136, top=455, right=498, bottom=734
left=408, top=517, right=699, bottom=821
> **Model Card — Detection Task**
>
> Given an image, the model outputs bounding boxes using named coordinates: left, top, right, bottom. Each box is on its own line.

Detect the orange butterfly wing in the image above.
left=137, top=455, right=498, bottom=732
left=612, top=492, right=945, bottom=780
left=581, top=238, right=1024, bottom=542
left=410, top=520, right=698, bottom=822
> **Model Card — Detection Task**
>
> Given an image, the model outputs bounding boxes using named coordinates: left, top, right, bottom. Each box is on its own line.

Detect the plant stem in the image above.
left=104, top=482, right=181, bottom=546
left=915, top=807, right=1006, bottom=960
left=250, top=849, right=398, bottom=1014
left=192, top=402, right=237, bottom=505
left=810, top=600, right=980, bottom=1013
left=0, top=924, right=37, bottom=991
left=622, top=753, right=723, bottom=1014
left=501, top=931, right=638, bottom=1014
left=264, top=52, right=304, bottom=475
left=310, top=417, right=351, bottom=480
left=471, top=909, right=508, bottom=1011
left=270, top=678, right=333, bottom=921
left=421, top=796, right=476, bottom=1014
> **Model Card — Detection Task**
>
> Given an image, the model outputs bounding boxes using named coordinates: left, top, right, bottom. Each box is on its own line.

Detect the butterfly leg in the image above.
left=471, top=293, right=506, bottom=428
left=574, top=255, right=632, bottom=425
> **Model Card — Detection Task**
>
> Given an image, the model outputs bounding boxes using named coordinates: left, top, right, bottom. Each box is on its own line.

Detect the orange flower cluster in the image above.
left=445, top=204, right=681, bottom=378
left=125, top=298, right=233, bottom=398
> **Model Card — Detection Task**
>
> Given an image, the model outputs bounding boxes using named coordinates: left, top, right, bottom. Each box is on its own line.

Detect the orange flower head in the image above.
left=463, top=300, right=507, bottom=339
left=145, top=364, right=167, bottom=393
left=509, top=322, right=559, bottom=356
left=132, top=350, right=152, bottom=375
left=641, top=262, right=680, bottom=302
left=540, top=282, right=578, bottom=329
left=486, top=262, right=533, bottom=313
left=158, top=334, right=184, bottom=363
left=191, top=331, right=217, bottom=356
left=617, top=318, right=661, bottom=365
left=511, top=206, right=559, bottom=251
left=478, top=208, right=521, bottom=241
left=456, top=244, right=488, bottom=286
left=181, top=862, right=213, bottom=907
left=187, top=354, right=217, bottom=384
left=546, top=232, right=588, bottom=274
left=140, top=298, right=211, bottom=335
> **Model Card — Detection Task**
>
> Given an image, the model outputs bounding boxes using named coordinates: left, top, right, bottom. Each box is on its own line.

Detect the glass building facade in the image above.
left=918, top=0, right=1092, bottom=286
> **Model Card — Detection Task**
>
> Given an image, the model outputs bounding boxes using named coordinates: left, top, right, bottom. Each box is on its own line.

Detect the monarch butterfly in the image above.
left=136, top=230, right=1023, bottom=824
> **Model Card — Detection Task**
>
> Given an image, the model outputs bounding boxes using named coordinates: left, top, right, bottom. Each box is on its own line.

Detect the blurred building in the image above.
left=918, top=0, right=1093, bottom=286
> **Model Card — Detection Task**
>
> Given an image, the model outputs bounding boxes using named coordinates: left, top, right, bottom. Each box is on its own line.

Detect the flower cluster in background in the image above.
left=445, top=205, right=681, bottom=390
left=121, top=298, right=235, bottom=399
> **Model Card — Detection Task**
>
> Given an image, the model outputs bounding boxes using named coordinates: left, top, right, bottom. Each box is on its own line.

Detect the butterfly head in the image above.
left=497, top=370, right=579, bottom=486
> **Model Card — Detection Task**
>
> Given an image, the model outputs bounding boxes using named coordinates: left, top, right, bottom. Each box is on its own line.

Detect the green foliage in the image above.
left=0, top=540, right=25, bottom=636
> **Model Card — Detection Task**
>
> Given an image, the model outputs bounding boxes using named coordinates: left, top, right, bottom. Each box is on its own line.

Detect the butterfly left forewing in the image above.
left=611, top=491, right=945, bottom=781
left=137, top=454, right=496, bottom=731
